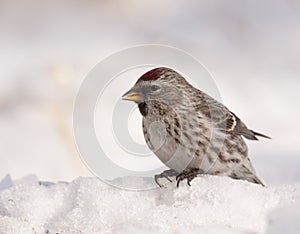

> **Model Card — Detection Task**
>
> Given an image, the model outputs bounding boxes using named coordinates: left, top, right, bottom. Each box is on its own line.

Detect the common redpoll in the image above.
left=122, top=67, right=270, bottom=187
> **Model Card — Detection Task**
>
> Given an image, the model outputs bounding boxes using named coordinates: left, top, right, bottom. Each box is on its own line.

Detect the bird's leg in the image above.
left=176, top=168, right=203, bottom=187
left=154, top=169, right=179, bottom=187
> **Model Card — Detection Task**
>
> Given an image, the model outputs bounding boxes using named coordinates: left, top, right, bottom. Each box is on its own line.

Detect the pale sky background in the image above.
left=0, top=0, right=299, bottom=185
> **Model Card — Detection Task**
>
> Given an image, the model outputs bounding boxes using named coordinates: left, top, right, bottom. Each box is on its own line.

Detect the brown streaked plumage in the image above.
left=122, top=67, right=270, bottom=187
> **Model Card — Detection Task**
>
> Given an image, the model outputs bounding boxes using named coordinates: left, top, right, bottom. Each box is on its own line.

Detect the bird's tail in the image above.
left=229, top=166, right=265, bottom=186
left=243, top=173, right=265, bottom=186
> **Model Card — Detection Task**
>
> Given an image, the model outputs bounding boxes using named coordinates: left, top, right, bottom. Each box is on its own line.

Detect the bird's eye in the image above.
left=150, top=85, right=160, bottom=91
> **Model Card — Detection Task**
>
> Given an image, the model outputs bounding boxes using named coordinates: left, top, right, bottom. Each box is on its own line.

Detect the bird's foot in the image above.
left=176, top=168, right=203, bottom=187
left=154, top=169, right=179, bottom=188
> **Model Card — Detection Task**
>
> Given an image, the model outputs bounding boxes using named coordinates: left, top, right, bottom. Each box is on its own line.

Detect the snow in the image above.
left=1, top=0, right=300, bottom=184
left=266, top=201, right=300, bottom=234
left=0, top=175, right=299, bottom=234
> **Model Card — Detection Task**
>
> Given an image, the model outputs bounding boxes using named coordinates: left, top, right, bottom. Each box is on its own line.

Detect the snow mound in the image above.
left=0, top=175, right=298, bottom=234
left=266, top=200, right=300, bottom=234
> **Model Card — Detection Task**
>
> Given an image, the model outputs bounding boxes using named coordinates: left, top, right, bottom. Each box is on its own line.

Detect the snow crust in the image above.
left=0, top=175, right=299, bottom=234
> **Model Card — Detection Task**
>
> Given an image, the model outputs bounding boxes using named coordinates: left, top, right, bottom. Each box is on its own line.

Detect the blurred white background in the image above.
left=0, top=0, right=299, bottom=184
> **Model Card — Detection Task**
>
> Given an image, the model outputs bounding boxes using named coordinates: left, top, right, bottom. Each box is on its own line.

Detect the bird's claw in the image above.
left=176, top=168, right=202, bottom=187
left=154, top=169, right=179, bottom=188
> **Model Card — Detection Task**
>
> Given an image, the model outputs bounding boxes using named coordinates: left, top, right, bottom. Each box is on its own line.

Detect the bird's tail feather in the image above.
left=230, top=166, right=265, bottom=186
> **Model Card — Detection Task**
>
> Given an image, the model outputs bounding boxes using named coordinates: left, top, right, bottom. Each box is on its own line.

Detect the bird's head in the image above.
left=122, top=67, right=191, bottom=106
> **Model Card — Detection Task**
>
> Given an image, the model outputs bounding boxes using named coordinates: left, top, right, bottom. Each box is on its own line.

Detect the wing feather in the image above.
left=200, top=93, right=271, bottom=140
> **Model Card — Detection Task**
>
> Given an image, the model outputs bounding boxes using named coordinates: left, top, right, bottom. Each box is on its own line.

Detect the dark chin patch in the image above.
left=138, top=102, right=148, bottom=116
left=136, top=68, right=161, bottom=84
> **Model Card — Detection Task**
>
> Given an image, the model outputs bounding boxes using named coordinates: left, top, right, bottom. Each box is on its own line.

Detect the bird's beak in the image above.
left=122, top=88, right=144, bottom=103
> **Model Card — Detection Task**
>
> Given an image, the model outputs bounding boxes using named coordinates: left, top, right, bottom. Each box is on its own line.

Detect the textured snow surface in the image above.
left=0, top=175, right=299, bottom=234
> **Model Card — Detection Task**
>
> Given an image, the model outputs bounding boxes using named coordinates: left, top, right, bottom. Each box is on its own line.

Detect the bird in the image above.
left=122, top=67, right=270, bottom=187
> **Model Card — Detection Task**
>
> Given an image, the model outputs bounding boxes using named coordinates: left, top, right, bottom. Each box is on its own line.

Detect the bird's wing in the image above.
left=200, top=93, right=270, bottom=140
left=225, top=112, right=271, bottom=140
